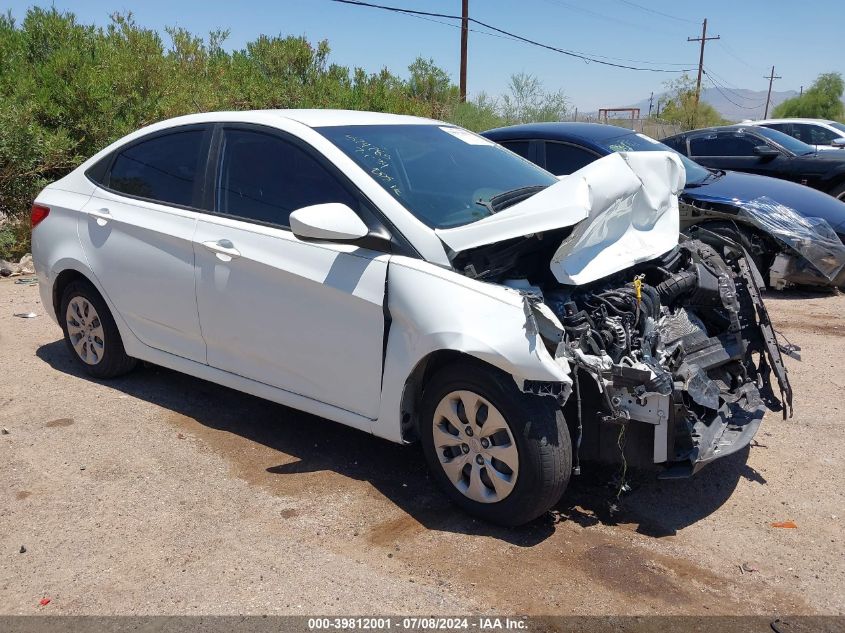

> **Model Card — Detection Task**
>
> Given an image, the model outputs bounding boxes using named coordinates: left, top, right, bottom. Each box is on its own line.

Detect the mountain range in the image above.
left=627, top=87, right=800, bottom=122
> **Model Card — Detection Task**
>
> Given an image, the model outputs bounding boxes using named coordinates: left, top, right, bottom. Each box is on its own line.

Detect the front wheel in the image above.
left=829, top=181, right=845, bottom=202
left=420, top=361, right=571, bottom=526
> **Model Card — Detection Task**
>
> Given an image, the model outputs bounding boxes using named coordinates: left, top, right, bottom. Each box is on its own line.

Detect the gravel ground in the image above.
left=1, top=278, right=843, bottom=615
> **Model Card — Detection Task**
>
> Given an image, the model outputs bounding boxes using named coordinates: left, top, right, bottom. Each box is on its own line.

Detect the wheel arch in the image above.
left=397, top=349, right=559, bottom=444
left=399, top=350, right=490, bottom=443
left=52, top=268, right=89, bottom=321
left=688, top=218, right=779, bottom=270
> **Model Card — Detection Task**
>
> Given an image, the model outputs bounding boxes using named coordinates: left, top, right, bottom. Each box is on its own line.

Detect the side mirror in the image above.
left=831, top=137, right=845, bottom=148
left=753, top=145, right=780, bottom=160
left=289, top=203, right=369, bottom=242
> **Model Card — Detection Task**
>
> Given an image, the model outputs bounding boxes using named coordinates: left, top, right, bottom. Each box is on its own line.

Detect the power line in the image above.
left=612, top=0, right=697, bottom=24
left=330, top=0, right=697, bottom=73
left=705, top=75, right=763, bottom=112
left=715, top=41, right=756, bottom=70
left=704, top=67, right=756, bottom=96
left=403, top=6, right=680, bottom=64
left=704, top=67, right=765, bottom=103
left=396, top=5, right=688, bottom=68
left=540, top=0, right=682, bottom=37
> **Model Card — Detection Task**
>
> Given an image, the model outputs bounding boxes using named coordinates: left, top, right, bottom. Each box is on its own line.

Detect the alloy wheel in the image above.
left=432, top=390, right=519, bottom=503
left=65, top=296, right=105, bottom=365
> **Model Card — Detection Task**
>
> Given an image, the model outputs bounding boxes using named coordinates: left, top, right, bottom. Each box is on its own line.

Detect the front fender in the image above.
left=374, top=256, right=571, bottom=443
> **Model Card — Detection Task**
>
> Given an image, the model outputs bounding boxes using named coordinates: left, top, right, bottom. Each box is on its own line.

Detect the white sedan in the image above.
left=32, top=110, right=791, bottom=525
left=750, top=118, right=845, bottom=152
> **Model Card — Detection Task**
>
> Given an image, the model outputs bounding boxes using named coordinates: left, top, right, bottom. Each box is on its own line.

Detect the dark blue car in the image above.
left=481, top=122, right=845, bottom=289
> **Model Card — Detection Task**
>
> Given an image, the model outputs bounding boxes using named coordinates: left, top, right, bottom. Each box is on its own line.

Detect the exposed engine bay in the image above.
left=457, top=232, right=793, bottom=477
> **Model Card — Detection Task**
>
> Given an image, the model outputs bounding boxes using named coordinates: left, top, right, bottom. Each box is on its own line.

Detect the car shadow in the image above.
left=36, top=338, right=760, bottom=544
left=762, top=287, right=840, bottom=301
left=556, top=447, right=766, bottom=537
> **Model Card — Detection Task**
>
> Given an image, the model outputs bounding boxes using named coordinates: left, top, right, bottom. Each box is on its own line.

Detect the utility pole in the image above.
left=687, top=18, right=720, bottom=119
left=763, top=66, right=782, bottom=118
left=459, top=0, right=468, bottom=102
left=648, top=91, right=654, bottom=117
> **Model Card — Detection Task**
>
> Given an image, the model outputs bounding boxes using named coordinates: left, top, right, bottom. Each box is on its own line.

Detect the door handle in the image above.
left=88, top=208, right=111, bottom=226
left=202, top=239, right=241, bottom=261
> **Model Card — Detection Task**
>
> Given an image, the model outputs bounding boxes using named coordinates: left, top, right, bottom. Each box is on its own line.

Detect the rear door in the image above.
left=498, top=140, right=538, bottom=163
left=80, top=126, right=211, bottom=363
left=193, top=125, right=389, bottom=419
left=541, top=141, right=601, bottom=175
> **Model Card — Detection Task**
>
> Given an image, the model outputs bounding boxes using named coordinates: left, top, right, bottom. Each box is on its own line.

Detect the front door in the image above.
left=193, top=126, right=388, bottom=419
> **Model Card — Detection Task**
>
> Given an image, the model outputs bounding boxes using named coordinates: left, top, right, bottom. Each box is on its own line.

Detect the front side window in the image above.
left=544, top=142, right=597, bottom=175
left=108, top=130, right=205, bottom=206
left=317, top=124, right=557, bottom=229
left=750, top=125, right=815, bottom=155
left=216, top=129, right=356, bottom=227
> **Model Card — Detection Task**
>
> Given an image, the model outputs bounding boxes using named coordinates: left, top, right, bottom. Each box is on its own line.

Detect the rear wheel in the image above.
left=829, top=181, right=845, bottom=202
left=420, top=361, right=571, bottom=526
left=60, top=279, right=137, bottom=378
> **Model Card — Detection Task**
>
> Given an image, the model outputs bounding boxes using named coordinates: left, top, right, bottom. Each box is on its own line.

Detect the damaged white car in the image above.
left=32, top=111, right=792, bottom=525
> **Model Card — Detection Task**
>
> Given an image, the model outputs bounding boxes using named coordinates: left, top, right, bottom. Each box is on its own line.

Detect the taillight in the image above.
left=31, top=204, right=50, bottom=229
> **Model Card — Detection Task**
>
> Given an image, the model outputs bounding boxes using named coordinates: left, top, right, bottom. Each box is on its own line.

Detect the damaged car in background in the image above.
left=33, top=111, right=792, bottom=526
left=482, top=122, right=845, bottom=291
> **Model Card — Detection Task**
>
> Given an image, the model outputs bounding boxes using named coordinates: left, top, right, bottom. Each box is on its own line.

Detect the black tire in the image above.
left=829, top=181, right=845, bottom=202
left=420, top=360, right=571, bottom=526
left=59, top=279, right=137, bottom=378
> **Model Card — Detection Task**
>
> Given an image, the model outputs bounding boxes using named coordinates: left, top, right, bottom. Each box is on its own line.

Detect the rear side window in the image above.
left=689, top=133, right=760, bottom=157
left=544, top=142, right=597, bottom=175
left=500, top=141, right=532, bottom=160
left=765, top=123, right=792, bottom=136
left=108, top=130, right=205, bottom=206
left=215, top=129, right=356, bottom=227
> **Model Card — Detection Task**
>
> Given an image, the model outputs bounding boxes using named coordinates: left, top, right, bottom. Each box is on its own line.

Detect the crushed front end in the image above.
left=526, top=236, right=793, bottom=477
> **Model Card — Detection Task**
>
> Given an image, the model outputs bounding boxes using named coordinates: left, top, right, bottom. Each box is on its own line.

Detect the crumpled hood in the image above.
left=436, top=151, right=686, bottom=285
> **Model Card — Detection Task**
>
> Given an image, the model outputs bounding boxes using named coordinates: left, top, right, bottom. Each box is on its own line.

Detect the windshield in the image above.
left=598, top=132, right=712, bottom=185
left=829, top=122, right=845, bottom=135
left=750, top=126, right=815, bottom=155
left=317, top=124, right=558, bottom=229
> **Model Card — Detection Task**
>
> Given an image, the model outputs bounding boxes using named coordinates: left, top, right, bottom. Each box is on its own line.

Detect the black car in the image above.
left=661, top=125, right=845, bottom=201
left=481, top=122, right=845, bottom=289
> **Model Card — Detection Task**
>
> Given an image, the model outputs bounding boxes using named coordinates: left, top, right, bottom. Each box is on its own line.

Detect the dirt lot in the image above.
left=1, top=278, right=843, bottom=615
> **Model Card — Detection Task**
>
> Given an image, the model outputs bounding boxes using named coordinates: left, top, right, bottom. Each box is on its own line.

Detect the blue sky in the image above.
left=6, top=0, right=845, bottom=111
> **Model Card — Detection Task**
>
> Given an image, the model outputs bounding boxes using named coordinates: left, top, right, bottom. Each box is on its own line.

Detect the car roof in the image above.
left=669, top=124, right=768, bottom=137
left=141, top=109, right=443, bottom=131
left=481, top=122, right=636, bottom=144
left=752, top=118, right=837, bottom=125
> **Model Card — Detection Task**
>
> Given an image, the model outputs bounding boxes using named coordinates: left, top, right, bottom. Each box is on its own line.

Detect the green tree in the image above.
left=659, top=73, right=725, bottom=130
left=500, top=72, right=568, bottom=124
left=772, top=72, right=844, bottom=120
left=0, top=8, right=571, bottom=258
left=448, top=91, right=504, bottom=131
